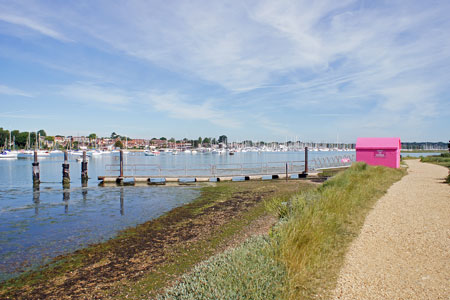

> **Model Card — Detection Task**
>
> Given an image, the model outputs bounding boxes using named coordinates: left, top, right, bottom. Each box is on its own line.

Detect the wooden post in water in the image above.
left=62, top=151, right=70, bottom=187
left=81, top=151, right=88, bottom=184
left=304, top=147, right=309, bottom=174
left=116, top=149, right=124, bottom=185
left=119, top=150, right=124, bottom=177
left=285, top=162, right=288, bottom=182
left=32, top=151, right=40, bottom=186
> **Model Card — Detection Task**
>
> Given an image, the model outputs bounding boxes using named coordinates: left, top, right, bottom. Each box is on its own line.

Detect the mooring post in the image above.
left=285, top=162, right=288, bottom=182
left=32, top=151, right=40, bottom=186
left=62, top=150, right=70, bottom=187
left=116, top=149, right=124, bottom=185
left=81, top=150, right=88, bottom=184
left=304, top=147, right=309, bottom=174
left=120, top=150, right=124, bottom=177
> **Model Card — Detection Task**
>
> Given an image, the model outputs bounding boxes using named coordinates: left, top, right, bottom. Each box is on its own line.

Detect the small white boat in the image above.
left=70, top=151, right=91, bottom=157
left=0, top=151, right=17, bottom=159
left=89, top=150, right=102, bottom=156
left=144, top=150, right=160, bottom=156
left=18, top=150, right=50, bottom=158
left=191, top=150, right=198, bottom=155
left=39, top=150, right=50, bottom=157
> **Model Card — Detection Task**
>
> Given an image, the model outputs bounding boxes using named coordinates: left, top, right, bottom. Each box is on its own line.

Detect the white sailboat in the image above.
left=0, top=151, right=17, bottom=159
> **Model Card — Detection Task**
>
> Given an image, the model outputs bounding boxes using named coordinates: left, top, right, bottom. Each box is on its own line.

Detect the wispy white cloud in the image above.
left=0, top=13, right=69, bottom=41
left=58, top=82, right=130, bottom=106
left=0, top=110, right=49, bottom=119
left=144, top=91, right=242, bottom=129
left=0, top=84, right=33, bottom=97
left=0, top=1, right=449, bottom=140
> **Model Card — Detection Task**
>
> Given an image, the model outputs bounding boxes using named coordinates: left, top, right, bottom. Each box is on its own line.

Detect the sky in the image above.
left=0, top=0, right=449, bottom=143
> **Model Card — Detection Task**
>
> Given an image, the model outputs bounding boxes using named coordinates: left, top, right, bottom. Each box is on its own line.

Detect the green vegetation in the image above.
left=0, top=180, right=311, bottom=299
left=0, top=128, right=45, bottom=149
left=158, top=163, right=405, bottom=300
left=158, top=236, right=285, bottom=300
left=421, top=153, right=450, bottom=183
left=114, top=140, right=123, bottom=149
left=401, top=150, right=444, bottom=153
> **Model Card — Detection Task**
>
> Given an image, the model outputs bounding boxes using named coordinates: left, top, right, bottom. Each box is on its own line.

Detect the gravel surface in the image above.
left=333, top=160, right=449, bottom=300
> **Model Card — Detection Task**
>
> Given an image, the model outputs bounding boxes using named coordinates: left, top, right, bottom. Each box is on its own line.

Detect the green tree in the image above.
left=111, top=132, right=119, bottom=139
left=45, top=136, right=55, bottom=142
left=0, top=128, right=9, bottom=147
left=203, top=137, right=211, bottom=145
left=88, top=133, right=97, bottom=140
left=198, top=137, right=203, bottom=146
left=160, top=137, right=167, bottom=141
left=37, top=129, right=46, bottom=137
left=16, top=132, right=29, bottom=148
left=30, top=132, right=37, bottom=148
left=218, top=135, right=228, bottom=144
left=169, top=137, right=176, bottom=143
left=212, top=138, right=217, bottom=145
left=114, top=140, right=124, bottom=149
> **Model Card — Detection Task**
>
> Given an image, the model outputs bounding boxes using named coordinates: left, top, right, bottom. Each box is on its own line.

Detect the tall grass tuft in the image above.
left=274, top=162, right=404, bottom=299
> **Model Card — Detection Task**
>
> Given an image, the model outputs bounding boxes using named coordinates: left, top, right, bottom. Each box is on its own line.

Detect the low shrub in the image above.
left=157, top=236, right=286, bottom=300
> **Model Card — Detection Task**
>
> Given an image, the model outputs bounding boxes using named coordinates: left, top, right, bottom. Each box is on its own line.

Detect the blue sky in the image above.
left=0, top=0, right=449, bottom=142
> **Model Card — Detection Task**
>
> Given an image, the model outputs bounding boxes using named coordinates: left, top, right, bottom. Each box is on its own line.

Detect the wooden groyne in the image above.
left=98, top=172, right=313, bottom=185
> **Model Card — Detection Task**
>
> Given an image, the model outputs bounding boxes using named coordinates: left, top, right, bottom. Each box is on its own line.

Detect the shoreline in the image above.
left=0, top=180, right=314, bottom=299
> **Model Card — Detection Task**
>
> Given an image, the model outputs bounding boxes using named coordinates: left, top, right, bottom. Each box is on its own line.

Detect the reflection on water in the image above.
left=0, top=182, right=200, bottom=282
left=63, top=189, right=70, bottom=214
left=33, top=186, right=39, bottom=216
left=120, top=187, right=124, bottom=216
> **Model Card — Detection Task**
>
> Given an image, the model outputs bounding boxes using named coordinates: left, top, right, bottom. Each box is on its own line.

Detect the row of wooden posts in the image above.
left=32, top=151, right=88, bottom=187
left=31, top=147, right=310, bottom=186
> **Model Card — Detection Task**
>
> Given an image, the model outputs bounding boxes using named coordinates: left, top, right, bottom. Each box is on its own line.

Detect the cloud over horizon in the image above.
left=0, top=0, right=449, bottom=141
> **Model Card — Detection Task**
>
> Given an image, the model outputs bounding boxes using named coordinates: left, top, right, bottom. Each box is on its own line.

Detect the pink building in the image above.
left=356, top=137, right=401, bottom=168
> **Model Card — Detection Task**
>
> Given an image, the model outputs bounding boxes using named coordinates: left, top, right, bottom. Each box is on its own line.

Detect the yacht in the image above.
left=0, top=151, right=18, bottom=159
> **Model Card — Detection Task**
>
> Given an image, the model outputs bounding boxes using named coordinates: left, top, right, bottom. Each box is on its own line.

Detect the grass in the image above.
left=157, top=163, right=405, bottom=299
left=0, top=180, right=313, bottom=299
left=107, top=180, right=311, bottom=299
left=401, top=149, right=445, bottom=153
left=420, top=153, right=450, bottom=183
left=158, top=236, right=286, bottom=300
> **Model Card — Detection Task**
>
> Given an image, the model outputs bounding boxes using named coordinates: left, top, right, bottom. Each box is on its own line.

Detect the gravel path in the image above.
left=333, top=160, right=449, bottom=300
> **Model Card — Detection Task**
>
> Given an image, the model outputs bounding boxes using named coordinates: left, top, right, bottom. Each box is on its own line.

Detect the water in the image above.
left=400, top=152, right=442, bottom=158
left=0, top=150, right=436, bottom=281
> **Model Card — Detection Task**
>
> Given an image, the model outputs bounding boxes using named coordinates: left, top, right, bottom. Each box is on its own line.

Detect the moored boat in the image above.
left=0, top=151, right=18, bottom=159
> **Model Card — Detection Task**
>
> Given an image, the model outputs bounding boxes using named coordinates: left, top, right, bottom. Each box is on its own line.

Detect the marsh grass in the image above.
left=158, top=163, right=405, bottom=299
left=274, top=162, right=405, bottom=299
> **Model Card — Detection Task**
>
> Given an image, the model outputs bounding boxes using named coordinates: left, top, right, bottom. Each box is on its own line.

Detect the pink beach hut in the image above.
left=356, top=137, right=401, bottom=169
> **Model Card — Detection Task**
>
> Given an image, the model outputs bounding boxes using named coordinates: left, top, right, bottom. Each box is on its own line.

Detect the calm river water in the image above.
left=0, top=150, right=436, bottom=281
